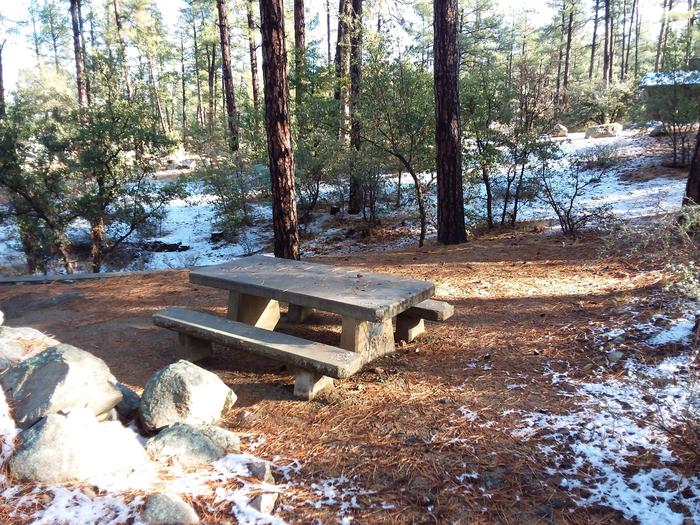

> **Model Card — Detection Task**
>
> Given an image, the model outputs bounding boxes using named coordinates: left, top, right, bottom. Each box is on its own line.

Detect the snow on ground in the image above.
left=0, top=131, right=689, bottom=274
left=513, top=305, right=700, bottom=525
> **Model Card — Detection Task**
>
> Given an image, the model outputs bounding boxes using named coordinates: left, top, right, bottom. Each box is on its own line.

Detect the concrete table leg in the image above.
left=287, top=304, right=314, bottom=323
left=293, top=369, right=334, bottom=400
left=395, top=313, right=426, bottom=343
left=340, top=317, right=394, bottom=361
left=176, top=333, right=213, bottom=362
left=227, top=291, right=280, bottom=330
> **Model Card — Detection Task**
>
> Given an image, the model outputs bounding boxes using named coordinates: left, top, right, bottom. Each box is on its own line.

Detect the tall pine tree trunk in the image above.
left=624, top=0, right=637, bottom=78
left=684, top=127, right=700, bottom=206
left=335, top=0, right=351, bottom=142
left=434, top=0, right=466, bottom=245
left=603, top=0, right=611, bottom=85
left=563, top=2, right=574, bottom=96
left=326, top=0, right=332, bottom=66
left=619, top=0, right=627, bottom=80
left=247, top=0, right=261, bottom=119
left=259, top=0, right=300, bottom=260
left=656, top=0, right=668, bottom=71
left=348, top=0, right=363, bottom=214
left=294, top=0, right=306, bottom=112
left=589, top=0, right=600, bottom=79
left=70, top=0, right=87, bottom=107
left=112, top=0, right=132, bottom=98
left=217, top=0, right=240, bottom=152
left=0, top=41, right=5, bottom=119
left=181, top=37, right=188, bottom=146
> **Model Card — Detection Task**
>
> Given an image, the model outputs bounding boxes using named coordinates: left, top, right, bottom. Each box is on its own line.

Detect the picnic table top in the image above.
left=189, top=255, right=435, bottom=322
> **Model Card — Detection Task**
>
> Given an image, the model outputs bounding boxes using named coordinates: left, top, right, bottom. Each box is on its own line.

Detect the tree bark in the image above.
left=326, top=0, right=332, bottom=66
left=247, top=0, right=261, bottom=120
left=294, top=0, right=306, bottom=112
left=624, top=0, right=637, bottom=78
left=563, top=1, right=574, bottom=94
left=348, top=0, right=363, bottom=214
left=603, top=0, right=611, bottom=85
left=434, top=0, right=466, bottom=245
left=589, top=0, right=600, bottom=79
left=335, top=0, right=352, bottom=142
left=112, top=0, right=132, bottom=98
left=259, top=0, right=300, bottom=260
left=70, top=0, right=87, bottom=107
left=217, top=0, right=240, bottom=152
left=619, top=0, right=627, bottom=80
left=0, top=41, right=5, bottom=119
left=656, top=0, right=668, bottom=72
left=684, top=127, right=700, bottom=206
left=180, top=36, right=188, bottom=146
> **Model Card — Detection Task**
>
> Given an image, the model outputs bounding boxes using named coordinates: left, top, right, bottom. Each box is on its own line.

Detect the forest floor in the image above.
left=0, top=226, right=697, bottom=524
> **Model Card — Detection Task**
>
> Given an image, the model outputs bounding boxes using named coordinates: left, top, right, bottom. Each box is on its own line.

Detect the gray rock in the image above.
left=250, top=493, right=278, bottom=514
left=649, top=124, right=667, bottom=137
left=0, top=344, right=122, bottom=429
left=145, top=423, right=240, bottom=467
left=248, top=459, right=275, bottom=484
left=0, top=340, right=25, bottom=369
left=10, top=409, right=149, bottom=484
left=116, top=384, right=141, bottom=421
left=551, top=123, right=568, bottom=137
left=585, top=123, right=623, bottom=139
left=0, top=326, right=60, bottom=366
left=139, top=360, right=236, bottom=432
left=143, top=493, right=199, bottom=524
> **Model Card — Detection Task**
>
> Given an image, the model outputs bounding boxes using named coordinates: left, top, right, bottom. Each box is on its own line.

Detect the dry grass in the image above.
left=0, top=228, right=690, bottom=523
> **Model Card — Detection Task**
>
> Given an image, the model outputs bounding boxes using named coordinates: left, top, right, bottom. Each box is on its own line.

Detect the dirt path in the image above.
left=0, top=229, right=686, bottom=523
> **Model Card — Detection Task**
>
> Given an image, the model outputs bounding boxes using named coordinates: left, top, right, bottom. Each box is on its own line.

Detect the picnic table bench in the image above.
left=153, top=255, right=454, bottom=399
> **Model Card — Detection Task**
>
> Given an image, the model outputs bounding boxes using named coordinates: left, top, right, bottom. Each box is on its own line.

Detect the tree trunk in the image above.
left=661, top=0, right=674, bottom=70
left=113, top=0, right=132, bottom=98
left=180, top=36, right=188, bottom=146
left=335, top=0, right=352, bottom=142
left=589, top=0, right=600, bottom=79
left=70, top=0, right=87, bottom=107
left=656, top=0, right=668, bottom=72
left=217, top=0, right=240, bottom=152
left=619, top=0, right=627, bottom=80
left=326, top=0, right=332, bottom=66
left=247, top=0, right=261, bottom=119
left=347, top=0, right=363, bottom=214
left=259, top=0, right=300, bottom=260
left=433, top=0, right=466, bottom=245
left=207, top=43, right=216, bottom=132
left=90, top=217, right=106, bottom=273
left=294, top=0, right=306, bottom=112
left=624, top=0, right=637, bottom=78
left=408, top=168, right=427, bottom=246
left=482, top=165, right=493, bottom=229
left=684, top=127, right=700, bottom=206
left=686, top=0, right=696, bottom=66
left=77, top=0, right=91, bottom=104
left=603, top=0, right=611, bottom=85
left=192, top=19, right=205, bottom=125
left=563, top=2, right=574, bottom=95
left=0, top=42, right=5, bottom=119
left=635, top=7, right=641, bottom=75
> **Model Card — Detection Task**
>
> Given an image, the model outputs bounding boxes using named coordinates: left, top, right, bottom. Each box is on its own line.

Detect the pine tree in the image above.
left=434, top=0, right=466, bottom=245
left=259, top=0, right=300, bottom=260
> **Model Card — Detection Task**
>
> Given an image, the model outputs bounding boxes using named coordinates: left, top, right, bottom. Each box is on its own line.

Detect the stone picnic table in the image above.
left=189, top=255, right=436, bottom=361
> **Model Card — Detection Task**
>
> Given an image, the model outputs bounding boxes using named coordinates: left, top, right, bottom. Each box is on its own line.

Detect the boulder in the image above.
left=10, top=410, right=149, bottom=484
left=0, top=344, right=122, bottom=429
left=143, top=493, right=200, bottom=525
left=649, top=124, right=668, bottom=137
left=250, top=493, right=278, bottom=514
left=139, top=360, right=236, bottom=433
left=116, top=384, right=141, bottom=421
left=551, top=123, right=568, bottom=137
left=585, top=123, right=623, bottom=139
left=0, top=326, right=60, bottom=367
left=145, top=423, right=240, bottom=467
